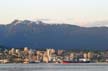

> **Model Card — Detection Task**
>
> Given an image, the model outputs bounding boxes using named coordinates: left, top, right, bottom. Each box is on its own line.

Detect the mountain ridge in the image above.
left=0, top=20, right=108, bottom=50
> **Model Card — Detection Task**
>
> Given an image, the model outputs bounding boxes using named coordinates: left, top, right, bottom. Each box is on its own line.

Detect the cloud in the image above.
left=88, top=21, right=108, bottom=27
left=37, top=18, right=51, bottom=21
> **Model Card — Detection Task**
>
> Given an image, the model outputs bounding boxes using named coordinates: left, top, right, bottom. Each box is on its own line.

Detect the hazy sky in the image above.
left=0, top=0, right=108, bottom=26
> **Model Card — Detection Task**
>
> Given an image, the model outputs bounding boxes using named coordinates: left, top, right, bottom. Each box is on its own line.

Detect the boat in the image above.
left=29, top=61, right=40, bottom=63
left=62, top=60, right=90, bottom=64
left=62, top=59, right=90, bottom=64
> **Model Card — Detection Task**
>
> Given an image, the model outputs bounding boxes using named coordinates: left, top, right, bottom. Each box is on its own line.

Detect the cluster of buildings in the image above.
left=0, top=47, right=62, bottom=64
left=0, top=47, right=108, bottom=64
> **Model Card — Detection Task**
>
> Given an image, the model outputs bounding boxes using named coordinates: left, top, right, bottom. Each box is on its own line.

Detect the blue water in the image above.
left=0, top=63, right=108, bottom=71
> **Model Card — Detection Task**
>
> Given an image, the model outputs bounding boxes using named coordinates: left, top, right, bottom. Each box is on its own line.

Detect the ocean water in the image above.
left=0, top=63, right=108, bottom=71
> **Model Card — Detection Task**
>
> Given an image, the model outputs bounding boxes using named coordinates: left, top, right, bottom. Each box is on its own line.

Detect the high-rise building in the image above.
left=83, top=53, right=88, bottom=59
left=46, top=49, right=51, bottom=61
left=24, top=47, right=29, bottom=52
left=9, top=48, right=15, bottom=55
left=88, top=52, right=93, bottom=59
left=70, top=53, right=75, bottom=60
left=43, top=52, right=49, bottom=63
left=57, top=50, right=64, bottom=56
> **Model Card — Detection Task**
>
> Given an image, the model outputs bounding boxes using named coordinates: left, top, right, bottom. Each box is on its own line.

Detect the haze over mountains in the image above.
left=0, top=20, right=108, bottom=50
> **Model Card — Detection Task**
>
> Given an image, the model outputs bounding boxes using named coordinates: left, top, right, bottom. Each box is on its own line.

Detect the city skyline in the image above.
left=0, top=0, right=108, bottom=27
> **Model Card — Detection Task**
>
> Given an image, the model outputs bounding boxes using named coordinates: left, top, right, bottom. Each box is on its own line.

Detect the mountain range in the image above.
left=0, top=20, right=108, bottom=50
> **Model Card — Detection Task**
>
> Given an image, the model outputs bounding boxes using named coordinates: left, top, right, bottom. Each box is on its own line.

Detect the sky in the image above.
left=0, top=0, right=108, bottom=26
